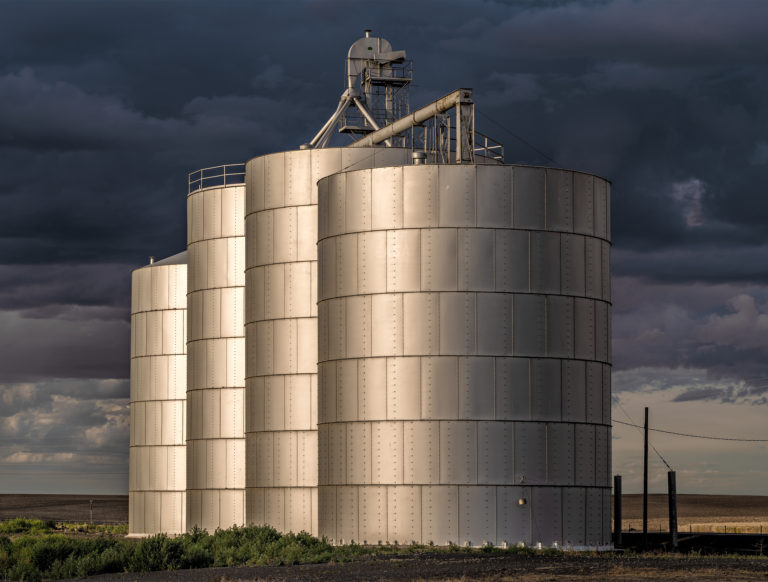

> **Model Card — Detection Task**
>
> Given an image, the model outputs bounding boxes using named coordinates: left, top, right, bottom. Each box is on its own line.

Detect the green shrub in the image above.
left=7, top=559, right=42, bottom=582
left=180, top=542, right=211, bottom=569
left=126, top=534, right=169, bottom=572
left=0, top=522, right=567, bottom=581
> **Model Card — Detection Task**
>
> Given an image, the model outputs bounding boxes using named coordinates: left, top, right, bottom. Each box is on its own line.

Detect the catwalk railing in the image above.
left=188, top=163, right=246, bottom=194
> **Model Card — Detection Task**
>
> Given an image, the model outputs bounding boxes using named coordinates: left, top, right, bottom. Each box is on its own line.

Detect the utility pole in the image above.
left=668, top=471, right=678, bottom=548
left=643, top=407, right=649, bottom=550
left=613, top=475, right=622, bottom=548
left=89, top=499, right=94, bottom=525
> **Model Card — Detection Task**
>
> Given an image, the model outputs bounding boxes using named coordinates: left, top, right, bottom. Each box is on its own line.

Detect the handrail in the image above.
left=414, top=130, right=505, bottom=163
left=188, top=163, right=245, bottom=194
left=474, top=131, right=504, bottom=161
left=364, top=60, right=413, bottom=81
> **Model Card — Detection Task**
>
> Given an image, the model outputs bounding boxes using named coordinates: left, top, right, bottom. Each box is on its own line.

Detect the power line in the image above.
left=616, top=402, right=673, bottom=471
left=476, top=109, right=558, bottom=165
left=613, top=419, right=768, bottom=442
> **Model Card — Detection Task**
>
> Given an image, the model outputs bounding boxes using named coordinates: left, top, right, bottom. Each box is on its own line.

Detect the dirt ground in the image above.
left=0, top=494, right=128, bottom=524
left=73, top=553, right=768, bottom=582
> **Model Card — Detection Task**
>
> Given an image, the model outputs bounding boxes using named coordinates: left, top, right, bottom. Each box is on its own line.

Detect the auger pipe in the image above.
left=348, top=88, right=472, bottom=148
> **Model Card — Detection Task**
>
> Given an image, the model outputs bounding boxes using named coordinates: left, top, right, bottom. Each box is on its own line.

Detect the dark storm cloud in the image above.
left=0, top=1, right=763, bottom=259
left=0, top=264, right=132, bottom=311
left=0, top=69, right=181, bottom=151
left=463, top=0, right=767, bottom=65
left=614, top=245, right=768, bottom=285
left=0, top=0, right=764, bottom=270
left=437, top=1, right=768, bottom=261
left=0, top=310, right=129, bottom=383
left=0, top=0, right=765, bottom=312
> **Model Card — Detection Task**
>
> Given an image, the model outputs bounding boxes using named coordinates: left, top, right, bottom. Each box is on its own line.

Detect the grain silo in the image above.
left=128, top=252, right=188, bottom=536
left=241, top=30, right=414, bottom=536
left=243, top=147, right=411, bottom=535
left=127, top=29, right=612, bottom=547
left=185, top=165, right=247, bottom=531
left=316, top=162, right=611, bottom=548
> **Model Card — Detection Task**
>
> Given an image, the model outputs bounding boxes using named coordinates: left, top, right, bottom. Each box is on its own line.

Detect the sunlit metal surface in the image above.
left=129, top=252, right=188, bottom=536
left=186, top=181, right=246, bottom=531
left=316, top=164, right=611, bottom=548
left=244, top=147, right=410, bottom=535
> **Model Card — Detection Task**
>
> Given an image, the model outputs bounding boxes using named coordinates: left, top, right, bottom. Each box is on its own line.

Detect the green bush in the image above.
left=0, top=523, right=572, bottom=580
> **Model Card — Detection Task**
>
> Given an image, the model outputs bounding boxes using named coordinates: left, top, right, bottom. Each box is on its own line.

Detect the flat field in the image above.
left=0, top=494, right=128, bottom=524
left=3, top=493, right=767, bottom=532
left=620, top=493, right=768, bottom=533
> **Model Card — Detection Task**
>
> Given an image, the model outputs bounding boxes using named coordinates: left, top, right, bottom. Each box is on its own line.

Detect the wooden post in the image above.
left=668, top=471, right=678, bottom=548
left=614, top=475, right=622, bottom=547
left=643, top=407, right=649, bottom=549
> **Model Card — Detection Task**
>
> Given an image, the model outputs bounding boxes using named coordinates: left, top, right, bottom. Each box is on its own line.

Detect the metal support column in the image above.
left=614, top=475, right=622, bottom=548
left=643, top=407, right=649, bottom=550
left=456, top=101, right=475, bottom=164
left=668, top=471, right=678, bottom=548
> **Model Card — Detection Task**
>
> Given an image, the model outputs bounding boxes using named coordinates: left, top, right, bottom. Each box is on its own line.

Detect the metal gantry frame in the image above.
left=350, top=88, right=476, bottom=164
left=308, top=31, right=503, bottom=164
left=308, top=30, right=411, bottom=149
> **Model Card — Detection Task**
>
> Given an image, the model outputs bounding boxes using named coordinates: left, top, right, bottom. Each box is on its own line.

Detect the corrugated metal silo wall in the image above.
left=186, top=184, right=247, bottom=531
left=316, top=164, right=611, bottom=547
left=243, top=147, right=410, bottom=535
left=129, top=258, right=188, bottom=535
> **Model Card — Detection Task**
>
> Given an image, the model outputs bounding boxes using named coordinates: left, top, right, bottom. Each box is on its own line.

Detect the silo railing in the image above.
left=474, top=131, right=505, bottom=162
left=188, top=163, right=246, bottom=194
left=414, top=129, right=505, bottom=164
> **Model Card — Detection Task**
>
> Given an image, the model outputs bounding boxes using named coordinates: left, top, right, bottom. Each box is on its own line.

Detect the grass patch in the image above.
left=0, top=518, right=127, bottom=537
left=0, top=524, right=566, bottom=581
left=57, top=522, right=128, bottom=535
left=0, top=519, right=56, bottom=535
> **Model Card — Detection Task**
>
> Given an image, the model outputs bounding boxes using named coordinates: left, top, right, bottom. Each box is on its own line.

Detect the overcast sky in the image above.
left=1, top=0, right=767, bottom=496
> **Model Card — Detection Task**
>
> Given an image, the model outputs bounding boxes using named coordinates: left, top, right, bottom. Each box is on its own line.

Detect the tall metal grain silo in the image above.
left=243, top=147, right=411, bottom=535
left=316, top=163, right=611, bottom=548
left=129, top=251, right=188, bottom=536
left=186, top=164, right=247, bottom=531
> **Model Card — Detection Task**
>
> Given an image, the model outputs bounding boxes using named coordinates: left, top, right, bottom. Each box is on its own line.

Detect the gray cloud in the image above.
left=612, top=277, right=768, bottom=392
left=672, top=386, right=729, bottom=403
left=0, top=379, right=128, bottom=456
left=0, top=264, right=133, bottom=311
left=0, top=310, right=129, bottom=383
left=0, top=378, right=128, bottom=494
left=0, top=68, right=181, bottom=151
left=614, top=245, right=768, bottom=285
